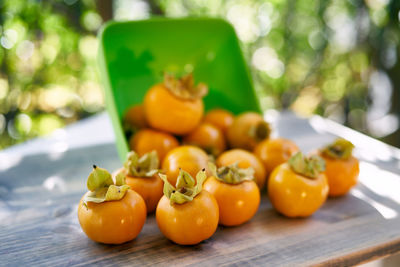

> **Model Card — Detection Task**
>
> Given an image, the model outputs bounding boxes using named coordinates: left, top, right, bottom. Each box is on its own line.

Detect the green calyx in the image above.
left=83, top=165, right=130, bottom=204
left=208, top=162, right=255, bottom=184
left=248, top=121, right=271, bottom=142
left=123, top=150, right=159, bottom=177
left=159, top=168, right=207, bottom=205
left=288, top=152, right=326, bottom=179
left=164, top=73, right=208, bottom=100
left=322, top=138, right=355, bottom=160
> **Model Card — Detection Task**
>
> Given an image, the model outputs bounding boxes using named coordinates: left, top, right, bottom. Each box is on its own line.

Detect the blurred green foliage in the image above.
left=0, top=0, right=103, bottom=149
left=1, top=0, right=400, bottom=149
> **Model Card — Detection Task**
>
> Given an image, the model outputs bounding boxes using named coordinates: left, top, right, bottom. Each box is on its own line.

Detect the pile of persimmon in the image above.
left=77, top=73, right=360, bottom=245
left=123, top=73, right=301, bottom=185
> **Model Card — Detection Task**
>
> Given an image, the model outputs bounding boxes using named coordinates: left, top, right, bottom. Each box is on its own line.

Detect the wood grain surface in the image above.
left=1, top=113, right=400, bottom=266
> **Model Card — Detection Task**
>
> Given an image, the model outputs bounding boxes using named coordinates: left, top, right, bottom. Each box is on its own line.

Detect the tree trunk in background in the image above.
left=147, top=0, right=163, bottom=15
left=381, top=0, right=400, bottom=148
left=383, top=61, right=400, bottom=147
left=97, top=0, right=113, bottom=22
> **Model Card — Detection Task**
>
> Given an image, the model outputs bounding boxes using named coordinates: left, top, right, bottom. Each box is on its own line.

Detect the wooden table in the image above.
left=1, top=112, right=400, bottom=266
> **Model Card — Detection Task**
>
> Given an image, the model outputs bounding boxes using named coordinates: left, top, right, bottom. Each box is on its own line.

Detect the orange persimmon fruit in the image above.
left=227, top=112, right=271, bottom=151
left=183, top=122, right=226, bottom=156
left=268, top=152, right=328, bottom=218
left=254, top=138, right=299, bottom=176
left=162, top=145, right=209, bottom=185
left=156, top=169, right=219, bottom=245
left=319, top=138, right=359, bottom=197
left=78, top=166, right=146, bottom=244
left=123, top=104, right=148, bottom=130
left=129, top=129, right=179, bottom=161
left=116, top=151, right=163, bottom=213
left=144, top=73, right=207, bottom=135
left=216, top=149, right=266, bottom=189
left=204, top=164, right=260, bottom=226
left=203, top=109, right=234, bottom=136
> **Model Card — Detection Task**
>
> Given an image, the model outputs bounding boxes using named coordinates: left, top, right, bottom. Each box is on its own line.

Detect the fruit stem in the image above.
left=208, top=162, right=255, bottom=184
left=288, top=152, right=325, bottom=179
left=322, top=138, right=354, bottom=160
left=159, top=168, right=207, bottom=205
left=83, top=165, right=130, bottom=204
left=163, top=73, right=208, bottom=100
left=123, top=150, right=159, bottom=177
left=249, top=121, right=271, bottom=142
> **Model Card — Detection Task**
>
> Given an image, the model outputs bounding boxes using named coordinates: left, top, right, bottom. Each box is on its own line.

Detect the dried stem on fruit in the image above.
left=123, top=150, right=159, bottom=177
left=322, top=138, right=355, bottom=160
left=159, top=168, right=207, bottom=205
left=83, top=165, right=130, bottom=205
left=208, top=162, right=255, bottom=184
left=248, top=121, right=271, bottom=142
left=288, top=152, right=325, bottom=179
left=163, top=73, right=208, bottom=100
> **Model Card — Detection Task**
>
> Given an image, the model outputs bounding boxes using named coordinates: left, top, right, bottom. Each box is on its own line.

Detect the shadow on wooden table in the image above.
left=1, top=142, right=400, bottom=266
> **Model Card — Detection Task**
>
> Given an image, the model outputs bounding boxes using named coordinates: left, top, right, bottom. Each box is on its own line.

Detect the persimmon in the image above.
left=123, top=104, right=148, bottom=130
left=183, top=122, right=226, bottom=156
left=162, top=145, right=209, bottom=185
left=204, top=163, right=260, bottom=226
left=144, top=73, right=208, bottom=135
left=227, top=112, right=271, bottom=151
left=216, top=149, right=266, bottom=189
left=129, top=129, right=179, bottom=161
left=268, top=152, right=328, bottom=218
left=203, top=109, right=234, bottom=136
left=156, top=169, right=219, bottom=245
left=254, top=138, right=299, bottom=176
left=78, top=165, right=146, bottom=244
left=115, top=151, right=163, bottom=213
left=319, top=138, right=359, bottom=197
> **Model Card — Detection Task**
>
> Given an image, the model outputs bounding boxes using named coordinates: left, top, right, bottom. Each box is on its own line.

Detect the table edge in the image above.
left=312, top=237, right=400, bottom=267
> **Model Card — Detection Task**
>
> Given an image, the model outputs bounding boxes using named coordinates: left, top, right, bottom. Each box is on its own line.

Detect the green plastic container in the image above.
left=98, top=18, right=261, bottom=161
